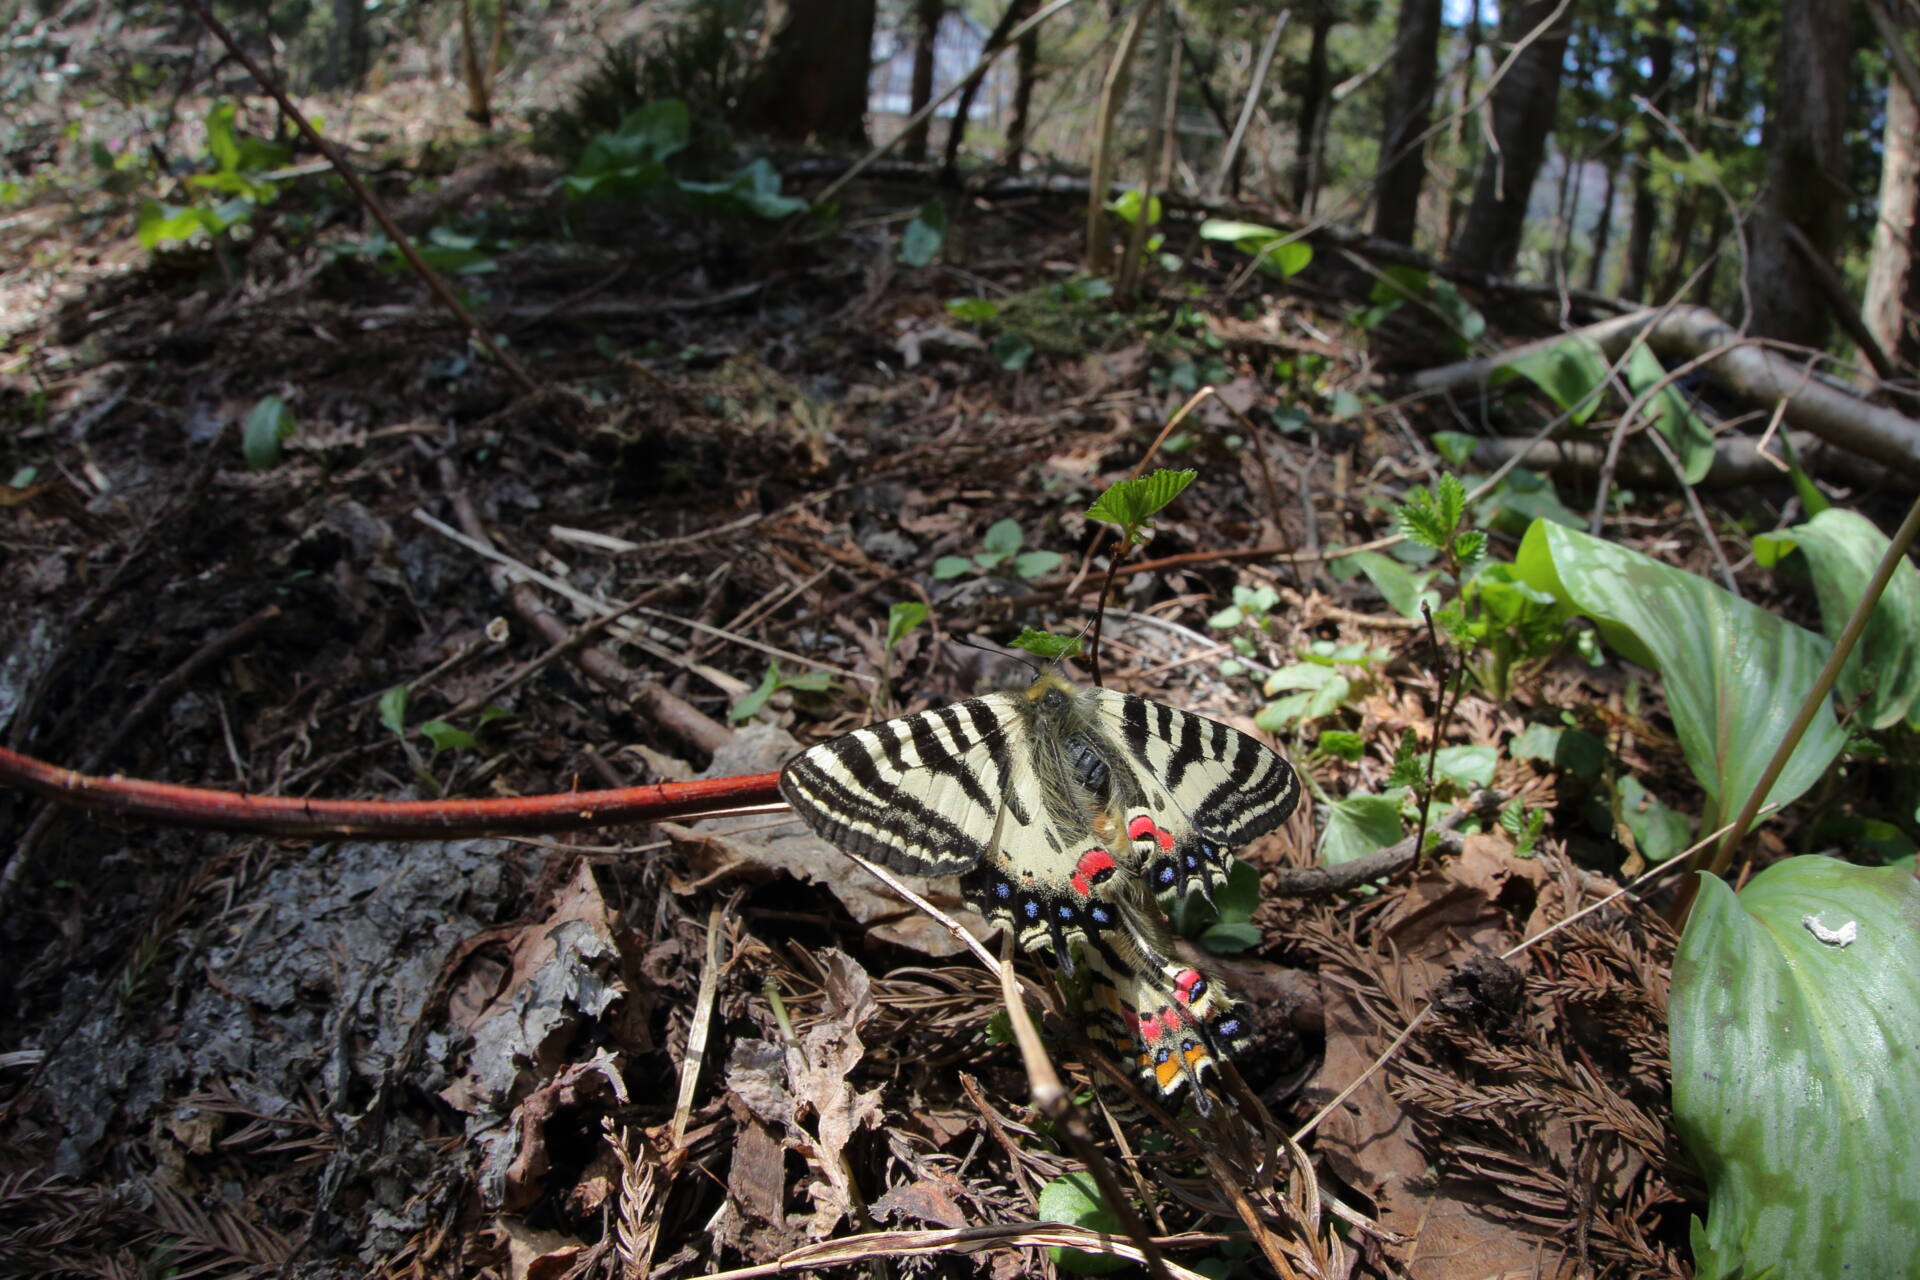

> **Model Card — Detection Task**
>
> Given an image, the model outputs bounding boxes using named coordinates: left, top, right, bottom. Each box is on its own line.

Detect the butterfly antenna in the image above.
left=952, top=632, right=1042, bottom=681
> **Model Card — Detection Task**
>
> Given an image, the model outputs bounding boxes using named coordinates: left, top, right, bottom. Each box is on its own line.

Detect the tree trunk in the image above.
left=1618, top=22, right=1672, bottom=301
left=1005, top=22, right=1039, bottom=167
left=1290, top=2, right=1336, bottom=212
left=1865, top=64, right=1920, bottom=371
left=1746, top=0, right=1851, bottom=349
left=1372, top=0, right=1443, bottom=245
left=943, top=0, right=1032, bottom=176
left=902, top=0, right=943, bottom=162
left=1441, top=0, right=1483, bottom=253
left=740, top=0, right=877, bottom=146
left=320, top=0, right=370, bottom=90
left=1585, top=154, right=1618, bottom=292
left=1450, top=0, right=1573, bottom=275
left=1653, top=187, right=1701, bottom=303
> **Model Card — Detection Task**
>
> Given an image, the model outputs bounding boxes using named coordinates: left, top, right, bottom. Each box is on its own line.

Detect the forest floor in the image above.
left=0, top=68, right=1868, bottom=1280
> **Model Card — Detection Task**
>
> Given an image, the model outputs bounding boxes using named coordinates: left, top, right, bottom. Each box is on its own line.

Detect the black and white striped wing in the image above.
left=778, top=695, right=1026, bottom=878
left=1094, top=690, right=1300, bottom=900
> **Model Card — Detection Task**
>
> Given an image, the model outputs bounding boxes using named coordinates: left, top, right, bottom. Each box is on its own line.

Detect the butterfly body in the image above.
left=780, top=672, right=1298, bottom=1107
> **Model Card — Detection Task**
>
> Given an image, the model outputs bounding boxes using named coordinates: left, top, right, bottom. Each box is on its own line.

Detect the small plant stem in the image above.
left=1085, top=534, right=1131, bottom=687
left=1410, top=603, right=1455, bottom=868
left=1673, top=490, right=1920, bottom=921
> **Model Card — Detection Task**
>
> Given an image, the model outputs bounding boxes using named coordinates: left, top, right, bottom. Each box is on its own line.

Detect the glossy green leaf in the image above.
left=1036, top=1173, right=1126, bottom=1274
left=1617, top=775, right=1690, bottom=862
left=1672, top=858, right=1920, bottom=1279
left=1497, top=335, right=1610, bottom=426
left=1516, top=520, right=1844, bottom=818
left=1318, top=793, right=1402, bottom=865
left=1624, top=345, right=1714, bottom=484
left=1761, top=508, right=1920, bottom=730
left=1085, top=469, right=1195, bottom=534
left=1197, top=218, right=1312, bottom=276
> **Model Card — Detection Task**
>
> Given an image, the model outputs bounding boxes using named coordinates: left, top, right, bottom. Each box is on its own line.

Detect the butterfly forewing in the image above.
left=779, top=695, right=1027, bottom=877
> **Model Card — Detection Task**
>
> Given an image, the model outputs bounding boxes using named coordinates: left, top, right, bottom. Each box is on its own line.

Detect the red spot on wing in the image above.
left=1127, top=813, right=1176, bottom=851
left=1173, top=968, right=1205, bottom=1005
left=1071, top=847, right=1117, bottom=896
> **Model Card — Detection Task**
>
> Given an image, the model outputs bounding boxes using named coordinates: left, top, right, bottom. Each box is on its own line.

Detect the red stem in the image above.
left=0, top=745, right=783, bottom=840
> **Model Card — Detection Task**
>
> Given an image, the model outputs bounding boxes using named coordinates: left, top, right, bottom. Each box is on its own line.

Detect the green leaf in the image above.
left=982, top=518, right=1024, bottom=556
left=1672, top=858, right=1920, bottom=1279
left=1433, top=744, right=1497, bottom=790
left=900, top=198, right=948, bottom=267
left=136, top=199, right=215, bottom=249
left=1262, top=662, right=1338, bottom=695
left=378, top=685, right=409, bottom=736
left=1319, top=793, right=1404, bottom=865
left=242, top=395, right=296, bottom=470
left=204, top=101, right=240, bottom=172
left=1624, top=345, right=1714, bottom=484
left=1207, top=605, right=1243, bottom=629
left=1349, top=550, right=1438, bottom=619
left=1105, top=188, right=1162, bottom=226
left=886, top=601, right=929, bottom=650
left=1197, top=218, right=1312, bottom=276
left=990, top=332, right=1034, bottom=371
left=419, top=719, right=477, bottom=753
left=1199, top=920, right=1263, bottom=954
left=1315, top=730, right=1365, bottom=761
left=1767, top=508, right=1920, bottom=731
left=1085, top=469, right=1197, bottom=535
left=1036, top=1173, right=1126, bottom=1274
left=1509, top=722, right=1607, bottom=780
left=1516, top=520, right=1845, bottom=818
left=1011, top=628, right=1083, bottom=662
left=1498, top=335, right=1610, bottom=427
left=1012, top=550, right=1063, bottom=579
left=932, top=556, right=974, bottom=580
left=1432, top=431, right=1479, bottom=467
left=1617, top=775, right=1691, bottom=862
left=7, top=466, right=38, bottom=488
left=945, top=297, right=1001, bottom=323
left=730, top=662, right=780, bottom=722
left=1213, top=857, right=1261, bottom=924
left=676, top=159, right=808, bottom=219
left=475, top=705, right=514, bottom=728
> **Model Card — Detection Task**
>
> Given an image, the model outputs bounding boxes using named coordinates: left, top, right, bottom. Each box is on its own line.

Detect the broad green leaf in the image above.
left=378, top=685, right=409, bottom=736
left=1808, top=814, right=1916, bottom=866
left=1319, top=793, right=1403, bottom=865
left=1012, top=550, right=1062, bottom=579
left=1349, top=550, right=1438, bottom=619
left=1315, top=730, right=1365, bottom=761
left=1516, top=520, right=1845, bottom=818
left=1011, top=628, right=1082, bottom=662
left=1213, top=858, right=1261, bottom=924
left=1085, top=469, right=1196, bottom=534
left=1433, top=744, right=1497, bottom=790
left=1624, top=345, right=1714, bottom=484
left=1617, top=775, right=1690, bottom=862
left=677, top=159, right=807, bottom=219
left=242, top=395, right=296, bottom=470
left=1197, top=218, right=1312, bottom=276
left=1104, top=187, right=1162, bottom=226
left=1432, top=431, right=1478, bottom=467
left=204, top=101, right=240, bottom=172
left=885, top=601, right=928, bottom=650
left=419, top=720, right=477, bottom=753
left=1508, top=722, right=1606, bottom=779
left=1672, top=858, right=1920, bottom=1279
left=1036, top=1173, right=1125, bottom=1274
left=1497, top=335, right=1610, bottom=426
left=932, top=556, right=973, bottom=580
left=1262, top=662, right=1338, bottom=695
left=982, top=518, right=1024, bottom=556
left=137, top=199, right=214, bottom=249
left=1199, top=920, right=1263, bottom=954
left=1208, top=605, right=1243, bottom=629
left=899, top=198, right=948, bottom=266
left=1764, top=508, right=1920, bottom=730
left=990, top=332, right=1034, bottom=371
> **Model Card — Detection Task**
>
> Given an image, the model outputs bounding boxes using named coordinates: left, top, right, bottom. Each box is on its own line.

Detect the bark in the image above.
left=1652, top=188, right=1700, bottom=303
left=740, top=0, right=878, bottom=146
left=1291, top=2, right=1337, bottom=212
left=1746, top=0, right=1851, bottom=349
left=1618, top=17, right=1672, bottom=302
left=319, top=0, right=369, bottom=90
left=1865, top=65, right=1920, bottom=372
left=1005, top=21, right=1038, bottom=166
left=1441, top=0, right=1482, bottom=251
left=1450, top=0, right=1573, bottom=275
left=1410, top=305, right=1920, bottom=479
left=1584, top=155, right=1618, bottom=292
left=1372, top=0, right=1443, bottom=245
left=901, top=0, right=943, bottom=162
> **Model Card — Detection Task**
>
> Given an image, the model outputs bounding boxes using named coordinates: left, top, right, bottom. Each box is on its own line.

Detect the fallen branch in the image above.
left=1411, top=305, right=1920, bottom=480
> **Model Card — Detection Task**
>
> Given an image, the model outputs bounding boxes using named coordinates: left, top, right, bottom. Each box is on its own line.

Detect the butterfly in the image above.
left=780, top=672, right=1299, bottom=1109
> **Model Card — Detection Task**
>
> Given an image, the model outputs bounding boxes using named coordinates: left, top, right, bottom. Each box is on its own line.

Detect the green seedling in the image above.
left=933, top=518, right=1063, bottom=583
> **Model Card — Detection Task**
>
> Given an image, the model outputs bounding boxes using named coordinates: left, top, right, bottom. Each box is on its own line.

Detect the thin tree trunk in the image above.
left=1442, top=0, right=1483, bottom=252
left=1585, top=154, right=1618, bottom=292
left=1291, top=2, right=1336, bottom=212
left=1005, top=22, right=1038, bottom=166
left=1865, top=63, right=1920, bottom=371
left=740, top=0, right=877, bottom=146
left=902, top=0, right=942, bottom=162
left=1372, top=0, right=1443, bottom=244
left=1450, top=0, right=1574, bottom=274
left=942, top=0, right=1033, bottom=176
left=1747, top=0, right=1851, bottom=348
left=1619, top=16, right=1673, bottom=302
left=321, top=0, right=369, bottom=89
left=1653, top=188, right=1700, bottom=302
